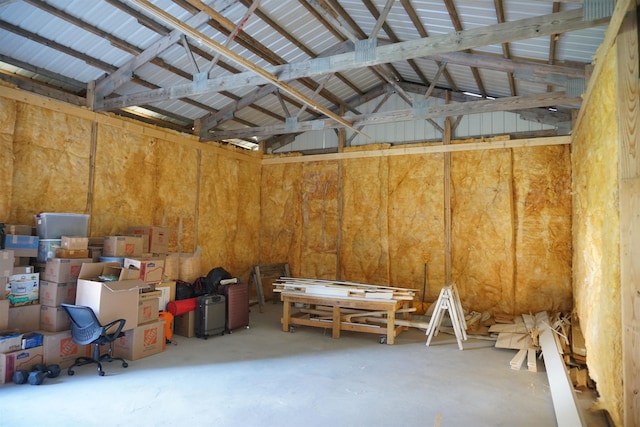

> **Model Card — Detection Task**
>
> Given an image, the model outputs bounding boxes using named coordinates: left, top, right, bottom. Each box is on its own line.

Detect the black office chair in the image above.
left=61, top=304, right=129, bottom=376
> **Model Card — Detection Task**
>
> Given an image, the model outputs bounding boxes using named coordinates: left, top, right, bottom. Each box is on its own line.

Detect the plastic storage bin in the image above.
left=35, top=213, right=89, bottom=239
left=37, top=239, right=61, bottom=262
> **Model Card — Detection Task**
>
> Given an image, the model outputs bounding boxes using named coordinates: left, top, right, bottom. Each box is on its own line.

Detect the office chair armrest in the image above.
left=102, top=318, right=127, bottom=338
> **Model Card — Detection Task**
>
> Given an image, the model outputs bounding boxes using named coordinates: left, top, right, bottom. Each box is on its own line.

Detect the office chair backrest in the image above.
left=61, top=304, right=104, bottom=345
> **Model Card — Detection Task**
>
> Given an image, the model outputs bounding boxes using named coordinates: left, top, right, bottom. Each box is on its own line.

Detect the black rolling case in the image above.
left=195, top=294, right=226, bottom=339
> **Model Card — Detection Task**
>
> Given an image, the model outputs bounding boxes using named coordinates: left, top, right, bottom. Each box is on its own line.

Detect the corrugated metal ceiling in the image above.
left=0, top=0, right=610, bottom=151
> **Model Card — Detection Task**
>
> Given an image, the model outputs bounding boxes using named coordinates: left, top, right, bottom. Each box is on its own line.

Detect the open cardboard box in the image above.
left=75, top=262, right=143, bottom=331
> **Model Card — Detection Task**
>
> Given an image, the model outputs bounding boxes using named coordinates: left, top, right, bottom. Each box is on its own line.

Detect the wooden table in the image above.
left=280, top=292, right=409, bottom=344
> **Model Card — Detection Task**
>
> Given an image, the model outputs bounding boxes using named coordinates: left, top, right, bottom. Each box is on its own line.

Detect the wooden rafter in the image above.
left=494, top=0, right=517, bottom=96
left=547, top=2, right=562, bottom=92
left=180, top=0, right=354, bottom=116
left=99, top=8, right=608, bottom=111
left=443, top=0, right=487, bottom=96
left=205, top=91, right=580, bottom=140
left=193, top=0, right=364, bottom=136
left=130, top=0, right=365, bottom=136
left=399, top=0, right=458, bottom=90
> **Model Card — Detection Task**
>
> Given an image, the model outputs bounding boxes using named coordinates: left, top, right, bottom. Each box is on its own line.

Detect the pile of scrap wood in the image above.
left=272, top=277, right=416, bottom=300
left=490, top=311, right=592, bottom=425
left=489, top=311, right=592, bottom=388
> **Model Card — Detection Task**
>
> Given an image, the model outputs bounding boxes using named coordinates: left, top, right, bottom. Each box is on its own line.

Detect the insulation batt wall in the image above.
left=261, top=140, right=571, bottom=314
left=0, top=83, right=16, bottom=217
left=571, top=47, right=622, bottom=425
left=12, top=103, right=91, bottom=222
left=0, top=87, right=261, bottom=282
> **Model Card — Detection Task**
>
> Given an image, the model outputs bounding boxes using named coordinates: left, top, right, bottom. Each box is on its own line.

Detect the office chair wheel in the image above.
left=99, top=371, right=105, bottom=376
left=67, top=369, right=75, bottom=376
left=122, top=362, right=128, bottom=368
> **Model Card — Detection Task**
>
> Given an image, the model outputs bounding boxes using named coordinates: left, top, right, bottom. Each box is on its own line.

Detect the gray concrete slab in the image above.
left=0, top=302, right=608, bottom=426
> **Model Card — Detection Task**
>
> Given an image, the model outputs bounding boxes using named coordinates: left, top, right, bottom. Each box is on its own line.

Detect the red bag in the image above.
left=166, top=297, right=197, bottom=315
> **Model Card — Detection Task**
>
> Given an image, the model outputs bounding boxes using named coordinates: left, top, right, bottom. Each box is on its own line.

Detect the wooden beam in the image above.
left=261, top=136, right=570, bottom=164
left=537, top=311, right=585, bottom=426
left=574, top=0, right=634, bottom=131
left=100, top=8, right=608, bottom=110
left=129, top=0, right=364, bottom=137
left=444, top=95, right=452, bottom=285
left=206, top=91, right=579, bottom=140
left=618, top=5, right=640, bottom=426
left=94, top=21, right=192, bottom=95
left=369, top=0, right=396, bottom=39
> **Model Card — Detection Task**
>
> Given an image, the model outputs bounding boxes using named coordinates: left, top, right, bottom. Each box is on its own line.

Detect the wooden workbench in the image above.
left=280, top=292, right=410, bottom=344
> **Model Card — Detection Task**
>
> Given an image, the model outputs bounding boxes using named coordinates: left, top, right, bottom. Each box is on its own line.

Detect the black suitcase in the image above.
left=217, top=281, right=249, bottom=332
left=194, top=294, right=226, bottom=339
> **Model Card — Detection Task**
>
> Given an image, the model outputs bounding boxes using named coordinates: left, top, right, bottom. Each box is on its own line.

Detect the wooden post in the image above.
left=618, top=4, right=640, bottom=425
left=336, top=104, right=345, bottom=280
left=86, top=121, right=98, bottom=234
left=444, top=91, right=452, bottom=285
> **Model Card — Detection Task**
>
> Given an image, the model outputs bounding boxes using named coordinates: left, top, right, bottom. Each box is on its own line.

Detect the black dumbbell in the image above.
left=27, top=364, right=61, bottom=385
left=12, top=369, right=29, bottom=385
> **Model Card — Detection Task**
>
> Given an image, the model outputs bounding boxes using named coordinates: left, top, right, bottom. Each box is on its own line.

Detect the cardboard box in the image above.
left=124, top=257, right=165, bottom=284
left=13, top=265, right=34, bottom=275
left=127, top=226, right=170, bottom=254
left=39, top=280, right=77, bottom=307
left=103, top=235, right=144, bottom=257
left=75, top=262, right=141, bottom=331
left=44, top=258, right=92, bottom=283
left=138, top=291, right=161, bottom=325
left=0, top=331, right=23, bottom=353
left=113, top=319, right=165, bottom=361
left=42, top=330, right=90, bottom=369
left=40, top=305, right=71, bottom=332
left=56, top=248, right=90, bottom=259
left=8, top=304, right=40, bottom=333
left=13, top=257, right=30, bottom=267
left=0, top=299, right=8, bottom=329
left=61, top=236, right=89, bottom=250
left=7, top=272, right=39, bottom=307
left=156, top=281, right=176, bottom=312
left=0, top=346, right=44, bottom=384
left=4, top=224, right=33, bottom=236
left=21, top=332, right=43, bottom=349
left=0, top=250, right=14, bottom=278
left=174, top=311, right=195, bottom=338
left=3, top=235, right=38, bottom=258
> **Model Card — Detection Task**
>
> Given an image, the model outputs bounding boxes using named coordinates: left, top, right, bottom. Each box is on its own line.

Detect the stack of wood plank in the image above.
left=273, top=277, right=416, bottom=300
left=490, top=311, right=587, bottom=426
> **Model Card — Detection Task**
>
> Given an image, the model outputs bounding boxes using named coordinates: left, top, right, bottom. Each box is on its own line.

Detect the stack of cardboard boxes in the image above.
left=1, top=223, right=46, bottom=384
left=0, top=216, right=177, bottom=384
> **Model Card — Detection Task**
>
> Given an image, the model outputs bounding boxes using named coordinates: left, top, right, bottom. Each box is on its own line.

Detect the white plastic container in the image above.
left=35, top=213, right=89, bottom=239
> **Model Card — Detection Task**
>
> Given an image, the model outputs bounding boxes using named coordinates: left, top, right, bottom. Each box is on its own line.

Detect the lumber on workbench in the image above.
left=273, top=277, right=417, bottom=301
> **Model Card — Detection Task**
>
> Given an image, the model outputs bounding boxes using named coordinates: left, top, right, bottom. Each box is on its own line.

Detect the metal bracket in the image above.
left=355, top=39, right=377, bottom=65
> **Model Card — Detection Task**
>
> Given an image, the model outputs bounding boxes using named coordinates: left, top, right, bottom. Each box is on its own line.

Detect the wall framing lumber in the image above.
left=618, top=4, right=640, bottom=425
left=574, top=0, right=634, bottom=133
left=262, top=136, right=570, bottom=165
left=621, top=177, right=640, bottom=427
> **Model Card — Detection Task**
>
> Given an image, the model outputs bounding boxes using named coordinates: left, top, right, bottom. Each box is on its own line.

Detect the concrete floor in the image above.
left=0, top=302, right=608, bottom=426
